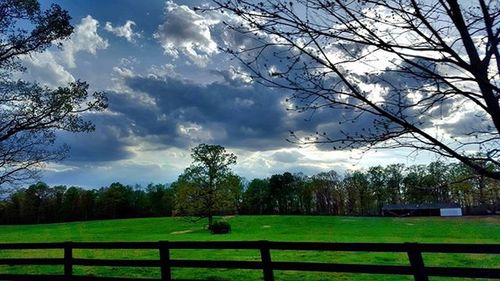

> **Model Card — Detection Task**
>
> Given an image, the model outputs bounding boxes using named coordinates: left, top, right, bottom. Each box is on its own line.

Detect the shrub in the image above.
left=210, top=221, right=231, bottom=234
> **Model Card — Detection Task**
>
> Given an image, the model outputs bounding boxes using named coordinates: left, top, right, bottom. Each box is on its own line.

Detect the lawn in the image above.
left=0, top=215, right=498, bottom=280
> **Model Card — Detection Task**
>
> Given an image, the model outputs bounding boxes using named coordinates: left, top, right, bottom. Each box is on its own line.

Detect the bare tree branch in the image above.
left=212, top=0, right=500, bottom=179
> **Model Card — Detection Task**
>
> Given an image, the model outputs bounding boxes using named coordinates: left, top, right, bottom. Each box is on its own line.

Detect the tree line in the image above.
left=0, top=161, right=498, bottom=224
left=0, top=182, right=174, bottom=224
left=240, top=162, right=499, bottom=216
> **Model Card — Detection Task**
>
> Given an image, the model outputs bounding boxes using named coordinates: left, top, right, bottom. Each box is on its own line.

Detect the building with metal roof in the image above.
left=382, top=203, right=462, bottom=217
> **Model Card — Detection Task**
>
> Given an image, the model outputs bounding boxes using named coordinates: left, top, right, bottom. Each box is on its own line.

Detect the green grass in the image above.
left=0, top=215, right=498, bottom=280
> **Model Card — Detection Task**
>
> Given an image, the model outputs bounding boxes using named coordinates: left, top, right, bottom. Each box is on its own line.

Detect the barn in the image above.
left=382, top=203, right=462, bottom=217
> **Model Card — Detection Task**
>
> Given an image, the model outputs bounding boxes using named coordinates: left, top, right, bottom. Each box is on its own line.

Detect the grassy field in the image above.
left=0, top=215, right=498, bottom=280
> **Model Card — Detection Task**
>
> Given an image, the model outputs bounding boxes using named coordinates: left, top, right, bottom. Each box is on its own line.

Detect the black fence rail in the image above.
left=0, top=241, right=498, bottom=281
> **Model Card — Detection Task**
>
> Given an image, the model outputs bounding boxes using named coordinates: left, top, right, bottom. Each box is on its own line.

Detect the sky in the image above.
left=19, top=0, right=444, bottom=188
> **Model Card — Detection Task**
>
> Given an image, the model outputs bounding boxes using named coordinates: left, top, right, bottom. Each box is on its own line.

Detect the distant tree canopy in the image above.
left=213, top=0, right=500, bottom=180
left=173, top=144, right=239, bottom=229
left=0, top=159, right=497, bottom=224
left=0, top=0, right=107, bottom=186
left=0, top=182, right=174, bottom=224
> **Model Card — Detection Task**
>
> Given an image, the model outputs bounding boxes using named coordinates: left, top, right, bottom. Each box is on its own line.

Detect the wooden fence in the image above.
left=0, top=241, right=498, bottom=281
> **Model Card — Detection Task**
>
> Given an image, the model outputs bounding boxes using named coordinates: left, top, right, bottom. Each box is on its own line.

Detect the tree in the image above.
left=213, top=0, right=500, bottom=179
left=95, top=183, right=134, bottom=219
left=384, top=164, right=405, bottom=204
left=174, top=144, right=237, bottom=229
left=241, top=178, right=271, bottom=214
left=20, top=182, right=50, bottom=223
left=61, top=186, right=83, bottom=221
left=367, top=166, right=388, bottom=214
left=269, top=172, right=297, bottom=214
left=311, top=170, right=344, bottom=215
left=403, top=164, right=436, bottom=203
left=294, top=173, right=314, bottom=214
left=0, top=0, right=107, bottom=186
left=448, top=163, right=476, bottom=207
left=343, top=171, right=370, bottom=215
left=146, top=183, right=174, bottom=217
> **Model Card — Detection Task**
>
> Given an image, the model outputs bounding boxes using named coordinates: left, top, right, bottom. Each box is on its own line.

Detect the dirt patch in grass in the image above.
left=170, top=229, right=193, bottom=234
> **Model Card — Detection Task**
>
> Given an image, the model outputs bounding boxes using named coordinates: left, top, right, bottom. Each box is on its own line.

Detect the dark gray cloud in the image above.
left=56, top=74, right=289, bottom=163
left=124, top=74, right=382, bottom=151
left=440, top=111, right=494, bottom=136
left=58, top=69, right=389, bottom=163
left=56, top=114, right=135, bottom=162
left=124, top=75, right=291, bottom=150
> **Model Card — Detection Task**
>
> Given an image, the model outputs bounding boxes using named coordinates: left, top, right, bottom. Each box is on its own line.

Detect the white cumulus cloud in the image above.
left=18, top=15, right=108, bottom=87
left=21, top=51, right=75, bottom=87
left=62, top=15, right=109, bottom=68
left=155, top=1, right=218, bottom=66
left=104, top=20, right=140, bottom=43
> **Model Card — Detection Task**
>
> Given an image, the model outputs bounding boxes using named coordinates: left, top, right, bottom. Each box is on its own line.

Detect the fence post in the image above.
left=159, top=241, right=171, bottom=281
left=259, top=240, right=274, bottom=281
left=406, top=243, right=428, bottom=281
left=64, top=241, right=73, bottom=280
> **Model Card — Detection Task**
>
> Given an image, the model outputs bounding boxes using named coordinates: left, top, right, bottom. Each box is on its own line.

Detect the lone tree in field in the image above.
left=0, top=0, right=107, bottom=186
left=174, top=144, right=238, bottom=229
left=213, top=0, right=500, bottom=179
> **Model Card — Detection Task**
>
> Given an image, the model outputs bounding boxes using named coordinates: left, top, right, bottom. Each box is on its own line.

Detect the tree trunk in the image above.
left=208, top=213, right=213, bottom=230
left=478, top=176, right=485, bottom=205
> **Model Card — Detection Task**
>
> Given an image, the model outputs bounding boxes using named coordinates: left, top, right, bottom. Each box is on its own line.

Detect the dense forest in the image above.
left=0, top=161, right=498, bottom=224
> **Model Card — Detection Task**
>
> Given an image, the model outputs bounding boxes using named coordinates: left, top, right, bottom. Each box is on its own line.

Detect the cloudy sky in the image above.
left=22, top=0, right=440, bottom=188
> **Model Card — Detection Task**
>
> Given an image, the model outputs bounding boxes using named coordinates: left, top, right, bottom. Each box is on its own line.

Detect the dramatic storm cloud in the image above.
left=16, top=0, right=449, bottom=187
